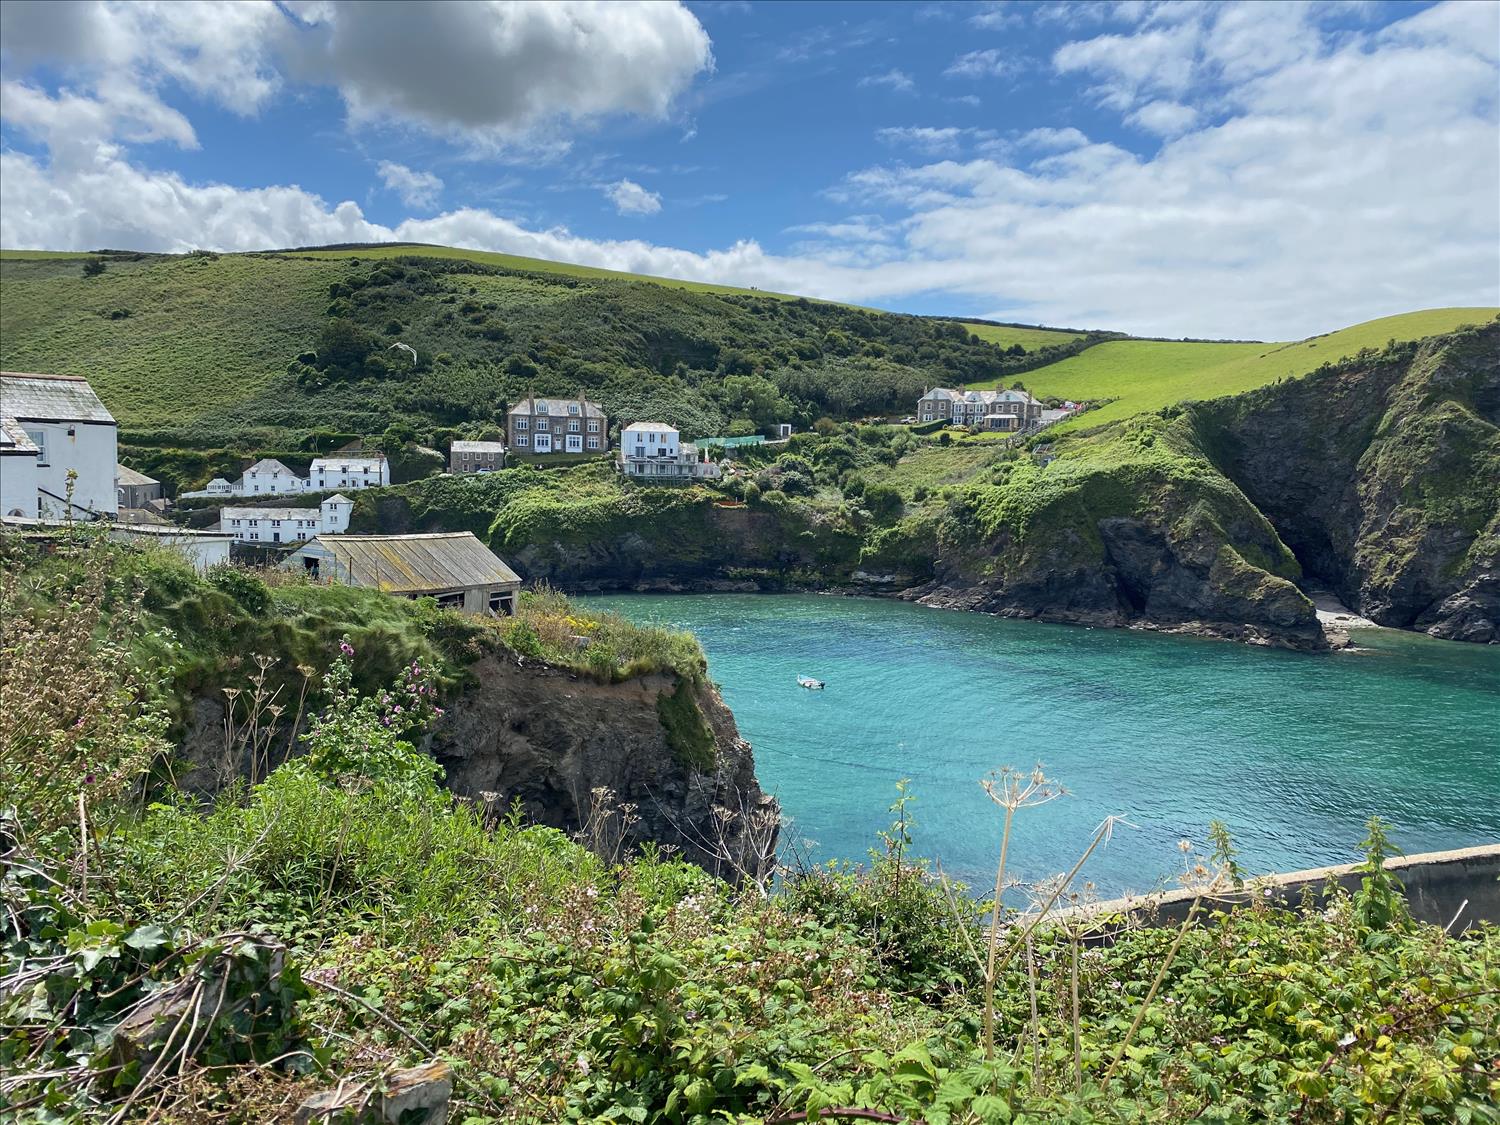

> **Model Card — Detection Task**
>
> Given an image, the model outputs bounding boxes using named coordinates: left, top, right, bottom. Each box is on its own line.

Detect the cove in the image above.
left=586, top=593, right=1500, bottom=896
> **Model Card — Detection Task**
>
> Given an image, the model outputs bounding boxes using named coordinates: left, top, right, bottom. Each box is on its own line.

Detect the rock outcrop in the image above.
left=428, top=655, right=780, bottom=884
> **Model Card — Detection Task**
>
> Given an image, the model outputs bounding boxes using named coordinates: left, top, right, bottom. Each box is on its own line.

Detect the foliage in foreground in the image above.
left=2, top=539, right=1496, bottom=1124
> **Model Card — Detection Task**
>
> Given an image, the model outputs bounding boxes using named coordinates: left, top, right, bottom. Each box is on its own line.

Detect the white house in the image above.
left=619, top=422, right=721, bottom=481
left=181, top=454, right=388, bottom=498
left=1, top=418, right=41, bottom=518
left=220, top=494, right=353, bottom=545
left=309, top=455, right=390, bottom=491
left=0, top=371, right=118, bottom=519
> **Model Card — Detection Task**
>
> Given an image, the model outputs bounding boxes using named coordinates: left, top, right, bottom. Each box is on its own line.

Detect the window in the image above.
left=587, top=420, right=599, bottom=433
left=535, top=419, right=549, bottom=431
left=249, top=532, right=259, bottom=541
left=25, top=429, right=48, bottom=465
left=435, top=592, right=464, bottom=609
left=587, top=437, right=600, bottom=450
left=271, top=519, right=281, bottom=527
left=516, top=435, right=529, bottom=447
left=535, top=402, right=549, bottom=414
left=634, top=444, right=645, bottom=457
left=568, top=420, right=580, bottom=432
left=569, top=404, right=580, bottom=415
left=516, top=419, right=529, bottom=431
left=230, top=519, right=241, bottom=527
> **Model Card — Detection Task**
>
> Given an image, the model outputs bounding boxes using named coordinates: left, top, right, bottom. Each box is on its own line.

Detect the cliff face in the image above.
left=909, top=323, right=1499, bottom=647
left=428, top=656, right=780, bottom=884
left=1194, top=325, right=1500, bottom=642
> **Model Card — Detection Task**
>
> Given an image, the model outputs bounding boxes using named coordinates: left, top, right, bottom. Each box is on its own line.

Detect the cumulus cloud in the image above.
left=300, top=1, right=712, bottom=149
left=603, top=179, right=662, bottom=216
left=1126, top=99, right=1198, bottom=137
left=1, top=0, right=1495, bottom=340
left=876, top=126, right=968, bottom=156
left=377, top=161, right=443, bottom=209
left=0, top=0, right=712, bottom=155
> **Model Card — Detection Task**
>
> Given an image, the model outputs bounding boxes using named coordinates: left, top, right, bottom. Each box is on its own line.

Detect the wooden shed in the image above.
left=286, top=532, right=521, bottom=615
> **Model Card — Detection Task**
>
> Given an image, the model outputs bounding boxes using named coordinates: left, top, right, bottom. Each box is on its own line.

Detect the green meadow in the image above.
left=960, top=320, right=1091, bottom=352
left=997, top=307, right=1498, bottom=434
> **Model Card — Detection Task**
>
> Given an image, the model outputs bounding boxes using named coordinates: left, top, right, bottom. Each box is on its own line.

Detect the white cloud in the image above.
left=377, top=161, right=443, bottom=209
left=858, top=69, right=916, bottom=93
left=603, top=179, right=662, bottom=216
left=1, top=1, right=1495, bottom=341
left=944, top=48, right=1013, bottom=79
left=0, top=0, right=712, bottom=155
left=1126, top=99, right=1198, bottom=137
left=876, top=126, right=973, bottom=156
left=969, top=3, right=1022, bottom=30
left=302, top=1, right=712, bottom=150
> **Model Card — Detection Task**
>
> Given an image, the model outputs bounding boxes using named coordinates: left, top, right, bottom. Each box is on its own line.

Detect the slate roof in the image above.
left=302, top=532, right=521, bottom=594
left=1, top=417, right=38, bottom=454
left=310, top=455, right=386, bottom=471
left=508, top=395, right=606, bottom=419
left=622, top=421, right=677, bottom=433
left=244, top=458, right=298, bottom=477
left=0, top=372, right=116, bottom=424
left=116, top=464, right=160, bottom=487
left=450, top=440, right=507, bottom=453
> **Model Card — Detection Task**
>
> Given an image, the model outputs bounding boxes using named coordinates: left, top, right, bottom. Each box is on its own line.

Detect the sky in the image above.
left=1, top=0, right=1497, bottom=340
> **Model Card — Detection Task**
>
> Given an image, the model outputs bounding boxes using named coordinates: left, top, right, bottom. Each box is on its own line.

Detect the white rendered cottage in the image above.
left=308, top=455, right=390, bottom=491
left=220, top=494, right=354, bottom=545
left=0, top=371, right=118, bottom=519
left=619, top=422, right=721, bottom=481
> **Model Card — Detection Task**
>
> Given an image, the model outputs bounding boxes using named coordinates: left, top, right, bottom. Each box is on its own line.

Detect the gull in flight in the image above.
left=388, top=342, right=418, bottom=364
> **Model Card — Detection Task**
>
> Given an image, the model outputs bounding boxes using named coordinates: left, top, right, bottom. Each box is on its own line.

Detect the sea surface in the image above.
left=586, top=593, right=1500, bottom=896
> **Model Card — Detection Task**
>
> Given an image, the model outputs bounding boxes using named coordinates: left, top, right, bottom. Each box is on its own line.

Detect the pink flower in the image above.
left=339, top=641, right=355, bottom=656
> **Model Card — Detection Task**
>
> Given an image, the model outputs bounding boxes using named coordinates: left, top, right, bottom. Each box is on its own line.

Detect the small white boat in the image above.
left=797, top=676, right=825, bottom=690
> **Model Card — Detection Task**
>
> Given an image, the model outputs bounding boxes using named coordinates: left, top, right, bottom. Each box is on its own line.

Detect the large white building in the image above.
left=220, top=494, right=354, bottom=545
left=182, top=454, right=389, bottom=498
left=618, top=422, right=721, bottom=481
left=1, top=371, right=118, bottom=519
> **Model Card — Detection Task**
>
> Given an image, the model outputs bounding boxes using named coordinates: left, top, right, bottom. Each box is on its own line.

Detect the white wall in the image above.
left=624, top=426, right=679, bottom=459
left=109, top=528, right=231, bottom=572
left=320, top=497, right=353, bottom=533
left=1, top=453, right=40, bottom=517
left=26, top=420, right=117, bottom=517
left=309, top=459, right=389, bottom=490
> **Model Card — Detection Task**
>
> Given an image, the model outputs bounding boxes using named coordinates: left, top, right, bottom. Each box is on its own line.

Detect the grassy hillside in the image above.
left=1009, top=308, right=1498, bottom=435
left=1, top=250, right=1074, bottom=462
left=960, top=320, right=1091, bottom=352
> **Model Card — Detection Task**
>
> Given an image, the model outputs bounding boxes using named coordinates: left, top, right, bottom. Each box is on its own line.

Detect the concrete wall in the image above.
left=1, top=452, right=39, bottom=517
left=1077, top=844, right=1499, bottom=933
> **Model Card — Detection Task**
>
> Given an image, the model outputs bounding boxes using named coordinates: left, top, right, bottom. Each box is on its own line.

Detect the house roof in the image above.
left=245, top=458, right=297, bottom=476
left=1, top=416, right=38, bottom=454
left=508, top=395, right=606, bottom=419
left=323, top=493, right=354, bottom=505
left=115, top=464, right=160, bottom=487
left=450, top=440, right=507, bottom=454
left=301, top=532, right=521, bottom=594
left=921, top=388, right=962, bottom=401
left=222, top=505, right=320, bottom=521
left=205, top=477, right=232, bottom=488
left=0, top=372, right=116, bottom=424
left=310, top=455, right=385, bottom=470
left=622, top=421, right=677, bottom=433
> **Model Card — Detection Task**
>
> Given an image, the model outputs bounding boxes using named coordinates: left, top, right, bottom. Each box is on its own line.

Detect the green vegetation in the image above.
left=505, top=584, right=708, bottom=685
left=1002, top=308, right=1498, bottom=435
left=3, top=543, right=1495, bottom=1123
left=959, top=320, right=1091, bottom=352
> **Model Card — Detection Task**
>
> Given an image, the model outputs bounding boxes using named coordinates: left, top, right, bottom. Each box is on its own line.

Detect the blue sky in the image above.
left=1, top=0, right=1497, bottom=338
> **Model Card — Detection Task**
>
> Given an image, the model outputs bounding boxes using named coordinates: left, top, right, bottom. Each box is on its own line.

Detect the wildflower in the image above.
left=339, top=641, right=355, bottom=656
left=434, top=707, right=445, bottom=717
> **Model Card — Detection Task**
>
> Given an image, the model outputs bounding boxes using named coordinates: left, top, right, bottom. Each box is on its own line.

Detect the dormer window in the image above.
left=569, top=404, right=580, bottom=415
left=536, top=402, right=549, bottom=414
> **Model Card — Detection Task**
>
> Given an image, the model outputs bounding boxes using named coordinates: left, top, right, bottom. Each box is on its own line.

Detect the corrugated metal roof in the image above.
left=116, top=464, right=159, bottom=487
left=1, top=372, right=116, bottom=424
left=310, top=532, right=520, bottom=594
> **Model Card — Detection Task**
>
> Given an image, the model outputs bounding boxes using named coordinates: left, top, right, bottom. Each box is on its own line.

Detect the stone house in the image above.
left=285, top=531, right=522, bottom=615
left=619, top=422, right=721, bottom=481
left=449, top=440, right=506, bottom=474
left=116, top=464, right=164, bottom=509
left=507, top=393, right=607, bottom=456
left=1, top=371, right=119, bottom=519
left=917, top=387, right=1042, bottom=431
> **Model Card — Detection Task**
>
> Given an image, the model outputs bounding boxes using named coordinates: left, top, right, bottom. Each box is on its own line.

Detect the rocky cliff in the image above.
left=428, top=656, right=779, bottom=883
left=907, top=322, right=1499, bottom=647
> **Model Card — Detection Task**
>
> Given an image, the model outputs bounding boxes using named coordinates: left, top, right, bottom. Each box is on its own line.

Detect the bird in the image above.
left=388, top=342, right=418, bottom=364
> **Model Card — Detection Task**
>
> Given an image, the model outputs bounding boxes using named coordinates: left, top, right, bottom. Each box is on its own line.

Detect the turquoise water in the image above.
left=587, top=593, right=1500, bottom=895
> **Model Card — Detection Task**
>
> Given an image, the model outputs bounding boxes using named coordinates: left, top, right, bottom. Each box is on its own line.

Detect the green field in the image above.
left=989, top=307, right=1498, bottom=434
left=960, top=320, right=1091, bottom=352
